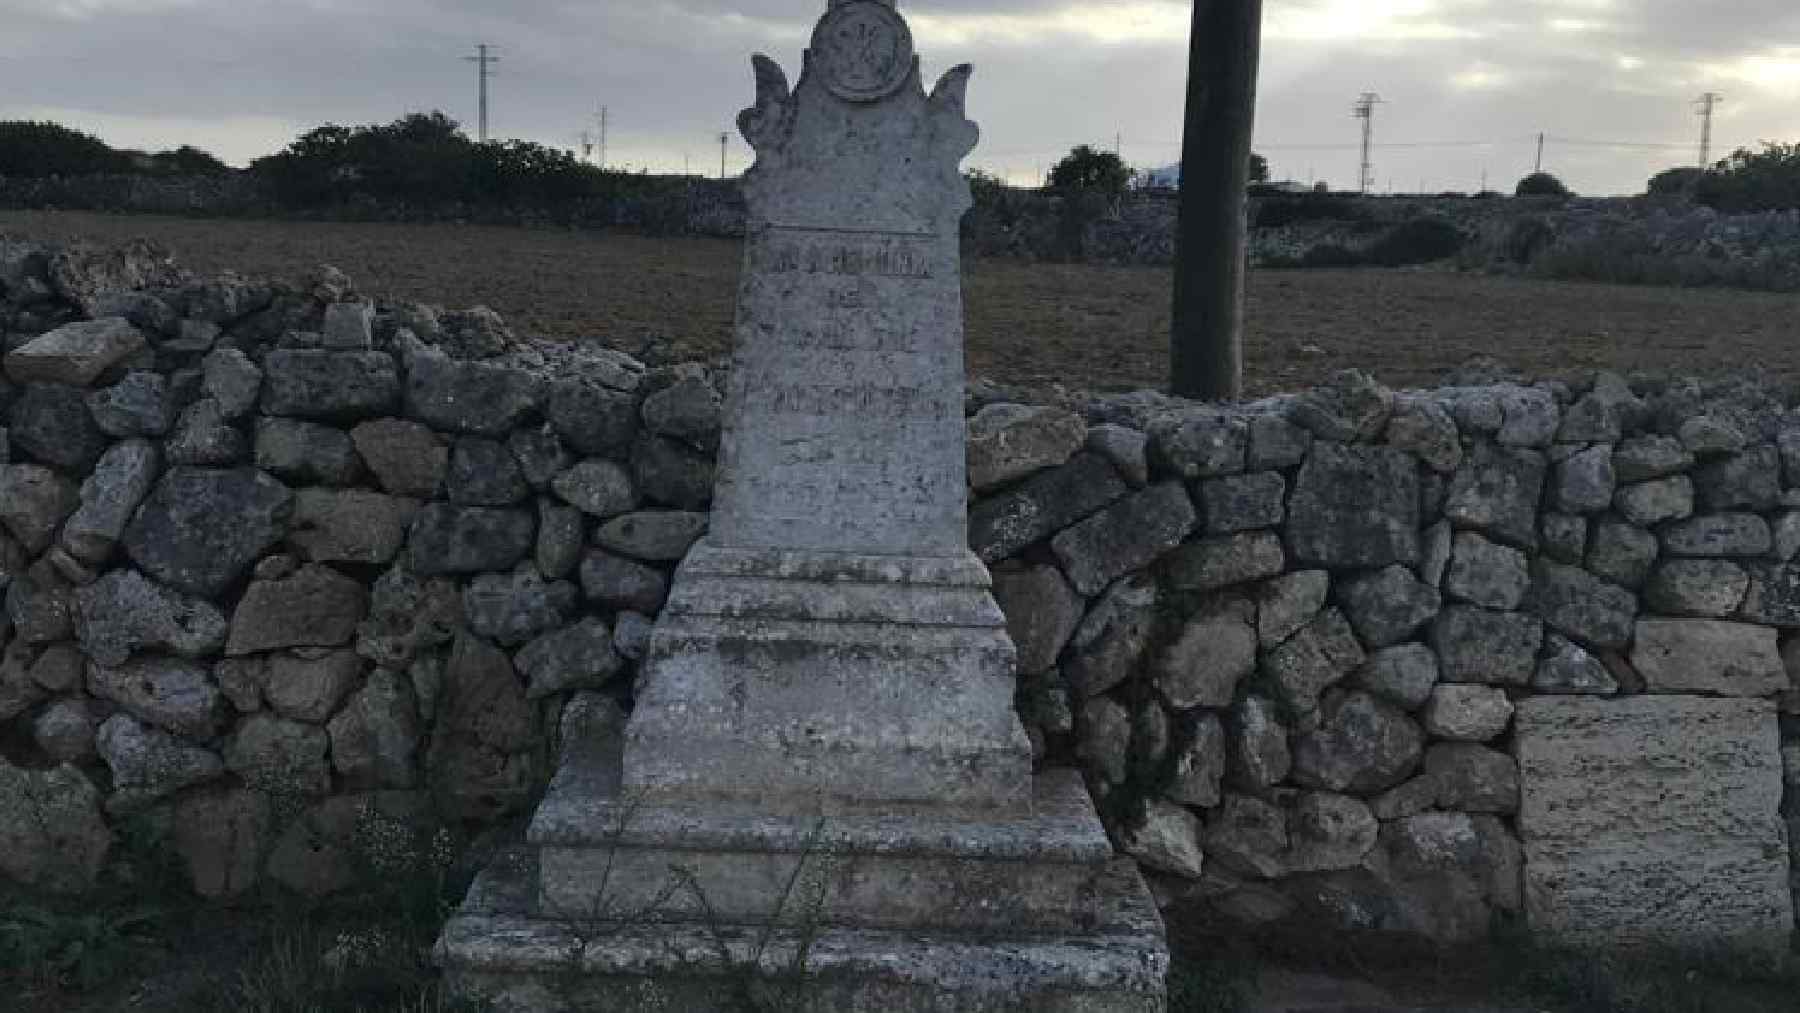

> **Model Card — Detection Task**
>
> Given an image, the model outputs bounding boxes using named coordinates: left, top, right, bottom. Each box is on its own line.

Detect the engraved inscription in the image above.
left=754, top=233, right=934, bottom=279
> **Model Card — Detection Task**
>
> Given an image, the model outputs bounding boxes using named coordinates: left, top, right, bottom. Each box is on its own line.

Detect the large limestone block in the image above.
left=1514, top=696, right=1793, bottom=952
left=5, top=317, right=146, bottom=386
left=1629, top=619, right=1787, bottom=697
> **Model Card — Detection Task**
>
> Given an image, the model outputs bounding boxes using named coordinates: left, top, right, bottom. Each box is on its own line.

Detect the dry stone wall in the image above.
left=0, top=236, right=1795, bottom=952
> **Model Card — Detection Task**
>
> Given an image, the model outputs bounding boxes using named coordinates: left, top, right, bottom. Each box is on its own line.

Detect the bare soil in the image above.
left=4, top=209, right=1799, bottom=397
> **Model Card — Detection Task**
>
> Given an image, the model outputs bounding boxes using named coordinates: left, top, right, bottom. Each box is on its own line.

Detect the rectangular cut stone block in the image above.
left=5, top=318, right=145, bottom=386
left=1514, top=696, right=1793, bottom=952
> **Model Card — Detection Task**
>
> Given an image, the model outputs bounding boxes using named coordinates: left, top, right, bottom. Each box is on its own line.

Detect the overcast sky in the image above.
left=3, top=0, right=1798, bottom=196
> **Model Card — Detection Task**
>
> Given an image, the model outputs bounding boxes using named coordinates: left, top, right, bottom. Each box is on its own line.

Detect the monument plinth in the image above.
left=438, top=3, right=1168, bottom=1007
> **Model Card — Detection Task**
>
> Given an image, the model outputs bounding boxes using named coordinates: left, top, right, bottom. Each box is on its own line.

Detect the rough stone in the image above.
left=75, top=568, right=228, bottom=667
left=1162, top=532, right=1286, bottom=597
left=534, top=500, right=585, bottom=579
left=1151, top=596, right=1255, bottom=710
left=552, top=458, right=639, bottom=518
left=0, top=759, right=110, bottom=893
left=508, top=424, right=573, bottom=490
left=1528, top=560, right=1637, bottom=650
left=1166, top=712, right=1226, bottom=808
left=463, top=568, right=577, bottom=647
left=1264, top=608, right=1365, bottom=717
left=1514, top=696, right=1793, bottom=952
left=1421, top=685, right=1514, bottom=742
left=1742, top=561, right=1800, bottom=627
left=1247, top=411, right=1312, bottom=470
left=1229, top=695, right=1290, bottom=791
left=968, top=453, right=1127, bottom=563
left=321, top=301, right=374, bottom=350
left=1051, top=481, right=1196, bottom=595
left=165, top=398, right=247, bottom=466
left=1292, top=691, right=1425, bottom=794
left=593, top=510, right=709, bottom=563
left=991, top=563, right=1083, bottom=675
left=263, top=649, right=364, bottom=722
left=1148, top=408, right=1247, bottom=479
left=87, top=372, right=174, bottom=437
left=1629, top=619, right=1787, bottom=696
left=1197, top=471, right=1285, bottom=534
left=1539, top=513, right=1587, bottom=565
left=1384, top=396, right=1462, bottom=473
left=1694, top=445, right=1781, bottom=513
left=641, top=373, right=724, bottom=453
left=1586, top=520, right=1660, bottom=589
left=1077, top=696, right=1131, bottom=785
left=1121, top=800, right=1205, bottom=879
left=547, top=377, right=638, bottom=457
left=514, top=618, right=622, bottom=699
left=1557, top=374, right=1640, bottom=443
left=1085, top=424, right=1148, bottom=487
left=4, top=317, right=146, bottom=386
left=1204, top=794, right=1288, bottom=879
left=350, top=419, right=447, bottom=498
left=448, top=436, right=530, bottom=507
left=95, top=713, right=223, bottom=810
left=1444, top=532, right=1530, bottom=610
left=630, top=434, right=714, bottom=510
left=228, top=564, right=368, bottom=655
left=61, top=439, right=160, bottom=563
left=1256, top=570, right=1328, bottom=648
left=1285, top=792, right=1380, bottom=874
left=405, top=351, right=543, bottom=436
left=966, top=404, right=1085, bottom=492
left=1533, top=634, right=1619, bottom=695
left=1418, top=519, right=1454, bottom=587
left=254, top=418, right=362, bottom=486
left=578, top=550, right=668, bottom=613
left=1063, top=575, right=1156, bottom=697
left=327, top=669, right=419, bottom=789
left=1337, top=565, right=1441, bottom=648
left=1286, top=442, right=1420, bottom=568
left=123, top=467, right=292, bottom=597
left=6, top=565, right=76, bottom=645
left=1615, top=476, right=1695, bottom=527
left=87, top=656, right=223, bottom=739
left=33, top=698, right=98, bottom=763
left=288, top=489, right=417, bottom=565
left=1551, top=444, right=1615, bottom=514
left=225, top=713, right=331, bottom=795
left=1432, top=606, right=1543, bottom=686
left=262, top=350, right=398, bottom=420
left=1613, top=434, right=1693, bottom=483
left=0, top=463, right=79, bottom=555
left=1661, top=513, right=1772, bottom=558
left=1645, top=559, right=1750, bottom=617
left=1679, top=414, right=1748, bottom=456
left=1288, top=370, right=1393, bottom=443
left=9, top=382, right=109, bottom=472
left=202, top=349, right=263, bottom=420
left=1444, top=442, right=1545, bottom=548
left=1496, top=385, right=1560, bottom=447
left=406, top=504, right=534, bottom=576
left=1350, top=642, right=1440, bottom=711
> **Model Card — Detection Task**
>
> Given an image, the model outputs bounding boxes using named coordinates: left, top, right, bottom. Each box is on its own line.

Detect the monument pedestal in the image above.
left=437, top=705, right=1167, bottom=1012
left=439, top=3, right=1168, bottom=1007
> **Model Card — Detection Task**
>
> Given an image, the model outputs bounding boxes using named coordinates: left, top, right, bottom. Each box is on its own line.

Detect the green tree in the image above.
left=1693, top=143, right=1800, bottom=212
left=1048, top=144, right=1134, bottom=195
left=147, top=145, right=231, bottom=175
left=1647, top=166, right=1703, bottom=197
left=1515, top=171, right=1572, bottom=197
left=1249, top=152, right=1269, bottom=184
left=0, top=121, right=131, bottom=177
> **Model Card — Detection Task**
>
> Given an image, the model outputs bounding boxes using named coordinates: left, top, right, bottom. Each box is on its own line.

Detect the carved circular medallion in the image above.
left=812, top=1, right=914, bottom=103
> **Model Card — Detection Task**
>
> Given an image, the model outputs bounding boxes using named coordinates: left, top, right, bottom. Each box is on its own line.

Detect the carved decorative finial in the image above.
left=812, top=0, right=915, bottom=104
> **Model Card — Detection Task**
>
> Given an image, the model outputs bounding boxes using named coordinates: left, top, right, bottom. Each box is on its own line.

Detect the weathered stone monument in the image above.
left=437, top=2, right=1169, bottom=1007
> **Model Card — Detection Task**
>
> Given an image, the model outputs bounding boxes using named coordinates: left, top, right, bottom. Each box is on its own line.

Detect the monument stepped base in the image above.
left=436, top=730, right=1168, bottom=1012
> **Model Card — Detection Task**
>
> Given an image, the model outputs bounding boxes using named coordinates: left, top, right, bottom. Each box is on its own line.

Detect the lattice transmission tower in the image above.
left=1352, top=92, right=1383, bottom=194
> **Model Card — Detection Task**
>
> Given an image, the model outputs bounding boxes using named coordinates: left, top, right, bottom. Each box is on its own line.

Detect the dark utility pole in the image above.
left=1170, top=0, right=1263, bottom=400
left=464, top=44, right=500, bottom=142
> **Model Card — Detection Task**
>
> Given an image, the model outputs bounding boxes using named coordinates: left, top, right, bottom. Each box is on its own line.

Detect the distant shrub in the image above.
left=1254, top=194, right=1360, bottom=228
left=0, top=121, right=133, bottom=177
left=1647, top=166, right=1703, bottom=197
left=1516, top=172, right=1572, bottom=198
left=1693, top=142, right=1800, bottom=212
left=1048, top=144, right=1133, bottom=197
left=1365, top=217, right=1464, bottom=266
left=1502, top=217, right=1557, bottom=264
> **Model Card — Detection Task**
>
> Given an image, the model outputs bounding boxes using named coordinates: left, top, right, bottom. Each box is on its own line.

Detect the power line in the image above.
left=463, top=44, right=500, bottom=142
left=1352, top=92, right=1384, bottom=194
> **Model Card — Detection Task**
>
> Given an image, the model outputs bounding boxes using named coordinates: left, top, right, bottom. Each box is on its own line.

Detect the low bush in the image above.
left=1365, top=217, right=1465, bottom=267
left=1254, top=194, right=1361, bottom=228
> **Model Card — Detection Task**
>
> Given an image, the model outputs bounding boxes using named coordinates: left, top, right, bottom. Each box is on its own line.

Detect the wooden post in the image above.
left=1170, top=0, right=1262, bottom=400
